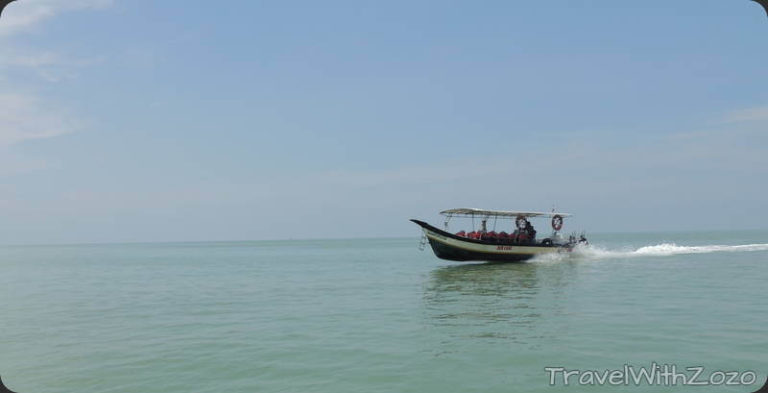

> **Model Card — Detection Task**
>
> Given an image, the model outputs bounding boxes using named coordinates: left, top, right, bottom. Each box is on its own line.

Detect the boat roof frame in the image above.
left=440, top=208, right=572, bottom=219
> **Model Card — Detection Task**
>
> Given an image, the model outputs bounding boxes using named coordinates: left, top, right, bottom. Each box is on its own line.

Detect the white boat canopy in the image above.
left=440, top=208, right=572, bottom=219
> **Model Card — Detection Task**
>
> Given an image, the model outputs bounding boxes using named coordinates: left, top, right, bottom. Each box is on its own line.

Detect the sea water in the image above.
left=1, top=231, right=766, bottom=392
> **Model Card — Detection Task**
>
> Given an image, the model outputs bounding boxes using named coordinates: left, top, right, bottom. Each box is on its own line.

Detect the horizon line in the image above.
left=1, top=227, right=767, bottom=248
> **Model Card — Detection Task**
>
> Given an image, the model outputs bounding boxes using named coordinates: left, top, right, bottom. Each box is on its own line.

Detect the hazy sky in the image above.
left=1, top=0, right=767, bottom=244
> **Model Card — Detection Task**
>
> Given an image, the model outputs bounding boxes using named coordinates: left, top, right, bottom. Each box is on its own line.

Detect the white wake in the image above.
left=533, top=242, right=768, bottom=262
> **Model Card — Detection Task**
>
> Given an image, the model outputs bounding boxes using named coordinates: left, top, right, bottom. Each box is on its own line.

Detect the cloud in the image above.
left=0, top=93, right=78, bottom=146
left=724, top=105, right=768, bottom=123
left=0, top=48, right=103, bottom=81
left=0, top=0, right=110, bottom=78
left=0, top=1, right=110, bottom=150
left=0, top=50, right=101, bottom=68
left=0, top=0, right=113, bottom=37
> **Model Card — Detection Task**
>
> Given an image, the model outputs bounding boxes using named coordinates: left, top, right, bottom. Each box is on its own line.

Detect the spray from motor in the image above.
left=532, top=242, right=768, bottom=262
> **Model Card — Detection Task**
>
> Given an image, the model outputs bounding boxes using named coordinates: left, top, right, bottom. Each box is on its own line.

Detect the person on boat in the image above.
left=525, top=221, right=536, bottom=243
left=512, top=216, right=526, bottom=243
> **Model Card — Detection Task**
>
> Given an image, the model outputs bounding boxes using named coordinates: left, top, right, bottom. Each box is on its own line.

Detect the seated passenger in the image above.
left=456, top=230, right=466, bottom=237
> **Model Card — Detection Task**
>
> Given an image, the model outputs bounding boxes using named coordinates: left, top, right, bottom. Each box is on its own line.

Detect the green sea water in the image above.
left=1, top=231, right=767, bottom=392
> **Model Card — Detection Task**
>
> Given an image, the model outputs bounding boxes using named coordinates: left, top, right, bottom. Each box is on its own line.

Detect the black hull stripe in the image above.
left=427, top=237, right=533, bottom=262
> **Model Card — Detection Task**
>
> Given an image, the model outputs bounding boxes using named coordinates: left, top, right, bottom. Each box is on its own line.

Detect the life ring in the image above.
left=515, top=215, right=527, bottom=230
left=551, top=215, right=563, bottom=231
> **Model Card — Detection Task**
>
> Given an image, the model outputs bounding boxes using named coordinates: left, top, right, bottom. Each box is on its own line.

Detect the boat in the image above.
left=411, top=208, right=587, bottom=262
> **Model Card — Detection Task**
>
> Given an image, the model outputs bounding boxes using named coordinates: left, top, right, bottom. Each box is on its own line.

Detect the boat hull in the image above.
left=411, top=219, right=569, bottom=262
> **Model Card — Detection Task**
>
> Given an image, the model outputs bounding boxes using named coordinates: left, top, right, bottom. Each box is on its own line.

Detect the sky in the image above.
left=1, top=0, right=767, bottom=244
